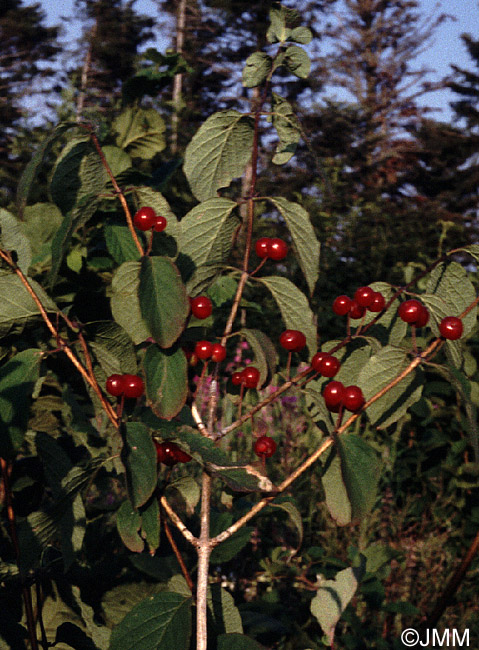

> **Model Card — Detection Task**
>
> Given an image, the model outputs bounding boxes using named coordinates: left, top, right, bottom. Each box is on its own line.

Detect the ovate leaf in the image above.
left=258, top=276, right=317, bottom=354
left=268, top=197, right=319, bottom=294
left=105, top=223, right=141, bottom=264
left=0, top=208, right=32, bottom=273
left=242, top=52, right=272, bottom=88
left=179, top=198, right=239, bottom=277
left=283, top=46, right=310, bottom=78
left=111, top=261, right=152, bottom=344
left=139, top=256, right=189, bottom=348
left=183, top=111, right=254, bottom=202
left=109, top=592, right=192, bottom=650
left=322, top=449, right=350, bottom=525
left=143, top=345, right=188, bottom=420
left=240, top=328, right=278, bottom=387
left=116, top=500, right=143, bottom=553
left=310, top=568, right=359, bottom=645
left=0, top=275, right=57, bottom=337
left=113, top=107, right=166, bottom=159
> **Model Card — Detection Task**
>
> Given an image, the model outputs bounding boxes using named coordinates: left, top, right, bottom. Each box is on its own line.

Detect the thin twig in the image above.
left=161, top=505, right=195, bottom=595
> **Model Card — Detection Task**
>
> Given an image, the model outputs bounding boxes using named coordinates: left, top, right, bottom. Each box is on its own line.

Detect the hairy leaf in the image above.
left=143, top=345, right=188, bottom=420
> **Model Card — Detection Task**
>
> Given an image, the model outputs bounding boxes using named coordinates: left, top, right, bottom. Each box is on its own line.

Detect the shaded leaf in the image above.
left=283, top=46, right=310, bottom=78
left=310, top=568, right=358, bottom=645
left=105, top=223, right=140, bottom=265
left=183, top=111, right=254, bottom=202
left=123, top=422, right=157, bottom=508
left=140, top=497, right=160, bottom=552
left=240, top=328, right=278, bottom=387
left=0, top=274, right=57, bottom=338
left=270, top=94, right=301, bottom=165
left=113, top=107, right=166, bottom=159
left=21, top=202, right=63, bottom=267
left=116, top=500, right=143, bottom=553
left=85, top=320, right=137, bottom=377
left=111, top=261, right=151, bottom=344
left=218, top=633, right=263, bottom=650
left=143, top=345, right=188, bottom=420
left=109, top=592, right=192, bottom=650
left=322, top=449, right=351, bottom=525
left=209, top=584, right=243, bottom=635
left=0, top=208, right=32, bottom=273
left=268, top=497, right=303, bottom=547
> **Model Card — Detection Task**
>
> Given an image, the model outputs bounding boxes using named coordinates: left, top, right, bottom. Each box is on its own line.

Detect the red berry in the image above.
left=190, top=296, right=212, bottom=319
left=310, top=351, right=327, bottom=373
left=354, top=286, right=375, bottom=308
left=122, top=374, right=144, bottom=398
left=415, top=305, right=430, bottom=328
left=349, top=300, right=366, bottom=320
left=231, top=371, right=244, bottom=386
left=211, top=343, right=227, bottom=363
left=255, top=237, right=271, bottom=258
left=333, top=295, right=352, bottom=316
left=279, top=329, right=306, bottom=352
left=106, top=374, right=126, bottom=397
left=323, top=381, right=345, bottom=411
left=398, top=299, right=422, bottom=324
left=343, top=385, right=364, bottom=412
left=268, top=238, right=288, bottom=261
left=318, top=354, right=341, bottom=378
left=153, top=215, right=167, bottom=232
left=242, top=366, right=260, bottom=389
left=439, top=316, right=463, bottom=340
left=254, top=436, right=277, bottom=458
left=195, top=340, right=213, bottom=360
left=368, top=292, right=385, bottom=313
left=154, top=440, right=190, bottom=466
left=133, top=207, right=156, bottom=231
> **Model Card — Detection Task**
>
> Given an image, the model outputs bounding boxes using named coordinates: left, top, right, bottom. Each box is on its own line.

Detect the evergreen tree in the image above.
left=0, top=0, right=61, bottom=205
left=450, top=33, right=479, bottom=131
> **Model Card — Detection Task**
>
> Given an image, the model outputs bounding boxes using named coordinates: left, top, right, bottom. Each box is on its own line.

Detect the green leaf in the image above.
left=123, top=422, right=157, bottom=508
left=183, top=111, right=254, bottom=202
left=258, top=276, right=317, bottom=354
left=0, top=208, right=32, bottom=273
left=242, top=52, right=273, bottom=88
left=84, top=321, right=137, bottom=377
left=16, top=121, right=77, bottom=216
left=179, top=198, right=239, bottom=277
left=103, top=583, right=166, bottom=628
left=105, top=223, right=141, bottom=264
left=210, top=512, right=253, bottom=563
left=240, top=328, right=278, bottom=387
left=336, top=434, right=380, bottom=521
left=283, top=46, right=311, bottom=78
left=266, top=5, right=300, bottom=43
left=268, top=197, right=319, bottom=295
left=102, top=145, right=132, bottom=176
left=140, top=497, right=160, bottom=551
left=143, top=345, right=188, bottom=420
left=166, top=476, right=200, bottom=511
left=113, top=107, right=166, bottom=159
left=111, top=261, right=152, bottom=344
left=209, top=584, right=243, bottom=635
left=109, top=592, right=192, bottom=650
left=270, top=94, right=301, bottom=165
left=0, top=275, right=57, bottom=338
left=268, top=497, right=303, bottom=546
left=304, top=382, right=335, bottom=438
left=218, top=633, right=263, bottom=650
left=357, top=346, right=423, bottom=427
left=290, top=26, right=313, bottom=44
left=322, top=449, right=351, bottom=525
left=139, top=256, right=189, bottom=348
left=310, top=568, right=359, bottom=645
left=0, top=349, right=42, bottom=458
left=21, top=203, right=63, bottom=267
left=116, top=500, right=143, bottom=553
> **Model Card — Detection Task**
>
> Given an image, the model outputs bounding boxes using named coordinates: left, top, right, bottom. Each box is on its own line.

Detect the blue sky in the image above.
left=39, top=0, right=479, bottom=121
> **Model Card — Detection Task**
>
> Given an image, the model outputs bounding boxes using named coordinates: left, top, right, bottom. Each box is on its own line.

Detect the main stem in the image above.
left=196, top=472, right=212, bottom=650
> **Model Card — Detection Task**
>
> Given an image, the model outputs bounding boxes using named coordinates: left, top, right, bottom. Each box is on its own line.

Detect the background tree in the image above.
left=0, top=0, right=61, bottom=206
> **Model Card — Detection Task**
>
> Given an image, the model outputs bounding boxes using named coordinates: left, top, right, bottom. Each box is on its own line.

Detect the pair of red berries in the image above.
left=323, top=381, right=364, bottom=413
left=190, top=295, right=212, bottom=319
left=279, top=329, right=306, bottom=352
left=154, top=440, right=191, bottom=466
left=333, top=287, right=385, bottom=319
left=133, top=206, right=167, bottom=232
left=253, top=435, right=277, bottom=459
left=397, top=299, right=430, bottom=328
left=255, top=237, right=288, bottom=261
left=310, top=351, right=341, bottom=378
left=106, top=373, right=145, bottom=398
left=194, top=340, right=227, bottom=362
left=232, top=366, right=260, bottom=389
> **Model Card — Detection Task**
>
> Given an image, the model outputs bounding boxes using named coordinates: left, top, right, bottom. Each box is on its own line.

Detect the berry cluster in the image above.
left=310, top=351, right=341, bottom=377
left=133, top=206, right=167, bottom=232
left=255, top=237, right=288, bottom=261
left=333, top=286, right=385, bottom=319
left=194, top=340, right=227, bottom=362
left=154, top=440, right=191, bottom=466
left=231, top=365, right=260, bottom=389
left=323, top=381, right=365, bottom=413
left=397, top=299, right=429, bottom=327
left=106, top=373, right=144, bottom=398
